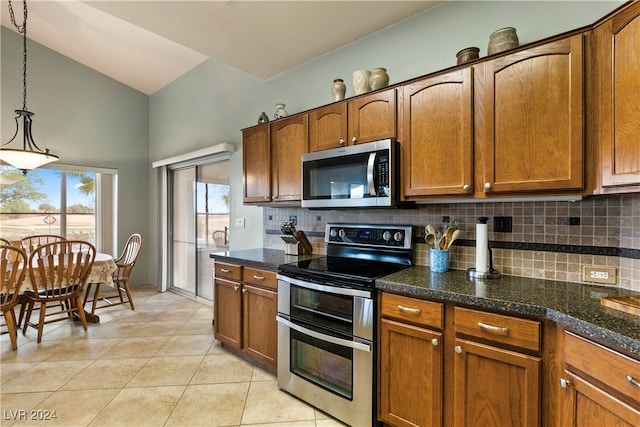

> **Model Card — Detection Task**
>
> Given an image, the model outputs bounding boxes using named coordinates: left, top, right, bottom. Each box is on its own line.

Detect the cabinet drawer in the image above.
left=564, top=332, right=640, bottom=403
left=381, top=293, right=443, bottom=329
left=454, top=307, right=541, bottom=352
left=214, top=261, right=242, bottom=282
left=243, top=267, right=277, bottom=290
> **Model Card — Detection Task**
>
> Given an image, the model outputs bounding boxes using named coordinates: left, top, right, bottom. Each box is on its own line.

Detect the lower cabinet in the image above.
left=213, top=261, right=278, bottom=370
left=558, top=332, right=640, bottom=426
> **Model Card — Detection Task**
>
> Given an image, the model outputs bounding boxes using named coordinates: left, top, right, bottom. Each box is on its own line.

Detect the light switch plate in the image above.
left=582, top=266, right=617, bottom=285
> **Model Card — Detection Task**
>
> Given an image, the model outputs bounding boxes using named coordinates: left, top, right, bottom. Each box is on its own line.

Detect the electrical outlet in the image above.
left=235, top=217, right=245, bottom=228
left=583, top=266, right=617, bottom=285
left=289, top=215, right=297, bottom=226
left=494, top=216, right=513, bottom=233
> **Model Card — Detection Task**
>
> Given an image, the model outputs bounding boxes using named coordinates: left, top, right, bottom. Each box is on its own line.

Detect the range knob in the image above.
left=383, top=231, right=392, bottom=241
left=394, top=231, right=404, bottom=242
left=338, top=229, right=346, bottom=238
left=329, top=228, right=338, bottom=238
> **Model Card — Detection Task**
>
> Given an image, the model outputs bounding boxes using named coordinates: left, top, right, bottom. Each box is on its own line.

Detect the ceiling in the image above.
left=1, top=1, right=443, bottom=95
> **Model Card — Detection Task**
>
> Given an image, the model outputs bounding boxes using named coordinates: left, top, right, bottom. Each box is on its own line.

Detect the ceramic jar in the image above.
left=331, top=79, right=346, bottom=101
left=456, top=47, right=480, bottom=65
left=274, top=103, right=288, bottom=119
left=369, top=67, right=389, bottom=90
left=488, top=27, right=519, bottom=55
left=352, top=69, right=371, bottom=95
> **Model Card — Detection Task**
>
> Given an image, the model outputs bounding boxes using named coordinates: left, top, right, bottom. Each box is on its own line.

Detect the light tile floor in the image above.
left=1, top=285, right=347, bottom=427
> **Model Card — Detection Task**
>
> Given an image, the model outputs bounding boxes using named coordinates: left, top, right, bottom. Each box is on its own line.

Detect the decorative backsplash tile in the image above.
left=263, top=194, right=640, bottom=292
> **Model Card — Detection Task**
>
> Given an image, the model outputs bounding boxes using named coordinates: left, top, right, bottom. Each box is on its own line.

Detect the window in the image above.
left=0, top=164, right=116, bottom=252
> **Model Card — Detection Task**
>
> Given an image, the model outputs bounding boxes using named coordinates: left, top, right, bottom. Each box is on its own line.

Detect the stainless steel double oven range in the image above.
left=276, top=223, right=413, bottom=427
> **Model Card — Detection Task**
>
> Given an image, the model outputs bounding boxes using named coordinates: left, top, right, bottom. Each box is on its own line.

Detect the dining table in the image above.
left=19, top=252, right=118, bottom=323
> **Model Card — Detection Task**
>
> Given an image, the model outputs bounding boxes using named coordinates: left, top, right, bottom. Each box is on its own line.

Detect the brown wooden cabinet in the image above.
left=242, top=124, right=271, bottom=203
left=213, top=261, right=278, bottom=370
left=270, top=114, right=308, bottom=202
left=379, top=293, right=444, bottom=427
left=475, top=34, right=584, bottom=196
left=400, top=68, right=474, bottom=199
left=593, top=2, right=640, bottom=192
left=559, top=331, right=640, bottom=427
left=308, top=90, right=397, bottom=152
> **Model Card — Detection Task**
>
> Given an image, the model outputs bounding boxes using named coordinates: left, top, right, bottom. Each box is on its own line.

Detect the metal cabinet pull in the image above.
left=220, top=268, right=230, bottom=273
left=627, top=375, right=640, bottom=388
left=252, top=274, right=264, bottom=280
left=242, top=288, right=247, bottom=293
left=431, top=338, right=439, bottom=346
left=484, top=182, right=492, bottom=190
left=352, top=136, right=358, bottom=144
left=559, top=378, right=571, bottom=388
left=397, top=304, right=421, bottom=315
left=339, top=139, right=345, bottom=146
left=233, top=286, right=239, bottom=291
left=455, top=345, right=462, bottom=354
left=477, top=322, right=509, bottom=334
left=463, top=184, right=471, bottom=192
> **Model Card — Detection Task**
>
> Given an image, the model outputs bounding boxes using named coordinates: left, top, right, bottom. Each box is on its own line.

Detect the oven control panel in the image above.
left=326, top=223, right=412, bottom=249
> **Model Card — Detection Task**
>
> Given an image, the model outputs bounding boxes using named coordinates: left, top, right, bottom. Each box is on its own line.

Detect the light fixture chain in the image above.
left=8, top=0, right=28, bottom=110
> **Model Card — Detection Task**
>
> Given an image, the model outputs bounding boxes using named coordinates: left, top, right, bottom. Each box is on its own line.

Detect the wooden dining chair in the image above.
left=0, top=237, right=11, bottom=246
left=85, top=233, right=142, bottom=314
left=22, top=240, right=96, bottom=343
left=1, top=245, right=28, bottom=350
left=20, top=234, right=67, bottom=254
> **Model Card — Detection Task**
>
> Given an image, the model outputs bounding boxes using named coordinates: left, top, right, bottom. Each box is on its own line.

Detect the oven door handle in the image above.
left=277, top=316, right=371, bottom=353
left=277, top=274, right=372, bottom=298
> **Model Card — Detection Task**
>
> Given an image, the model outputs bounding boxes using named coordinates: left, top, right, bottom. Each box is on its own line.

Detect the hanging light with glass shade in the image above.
left=0, top=0, right=58, bottom=174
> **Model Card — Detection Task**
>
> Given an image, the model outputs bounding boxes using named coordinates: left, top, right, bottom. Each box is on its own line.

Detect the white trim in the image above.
left=152, top=143, right=235, bottom=168
left=46, top=163, right=118, bottom=175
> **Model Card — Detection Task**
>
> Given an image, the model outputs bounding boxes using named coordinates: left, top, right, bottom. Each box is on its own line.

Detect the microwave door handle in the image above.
left=277, top=316, right=371, bottom=353
left=367, top=152, right=376, bottom=196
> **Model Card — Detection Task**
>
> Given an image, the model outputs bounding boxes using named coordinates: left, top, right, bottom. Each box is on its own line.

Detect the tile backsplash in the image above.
left=263, top=194, right=640, bottom=292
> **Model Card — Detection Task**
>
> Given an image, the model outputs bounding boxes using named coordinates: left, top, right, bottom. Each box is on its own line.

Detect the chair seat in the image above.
left=25, top=285, right=81, bottom=299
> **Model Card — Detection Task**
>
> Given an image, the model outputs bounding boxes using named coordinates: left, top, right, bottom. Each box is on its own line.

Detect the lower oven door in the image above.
left=276, top=315, right=373, bottom=427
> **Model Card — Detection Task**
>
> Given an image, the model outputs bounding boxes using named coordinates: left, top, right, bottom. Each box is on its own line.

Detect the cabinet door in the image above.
left=309, top=103, right=348, bottom=151
left=213, top=278, right=242, bottom=348
left=402, top=68, right=474, bottom=198
left=270, top=115, right=308, bottom=202
left=243, top=124, right=271, bottom=203
left=598, top=2, right=640, bottom=189
left=242, top=284, right=278, bottom=367
left=379, top=318, right=443, bottom=427
left=476, top=35, right=584, bottom=194
left=348, top=89, right=396, bottom=145
left=453, top=338, right=541, bottom=427
left=559, top=372, right=640, bottom=427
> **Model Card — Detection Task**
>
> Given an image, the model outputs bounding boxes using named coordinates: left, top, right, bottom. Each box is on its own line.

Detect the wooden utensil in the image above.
left=425, top=232, right=436, bottom=248
left=446, top=229, right=461, bottom=249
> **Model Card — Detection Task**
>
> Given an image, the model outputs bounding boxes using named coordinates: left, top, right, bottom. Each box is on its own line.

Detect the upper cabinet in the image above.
left=243, top=124, right=271, bottom=204
left=309, top=90, right=397, bottom=152
left=474, top=34, right=585, bottom=196
left=593, top=2, right=640, bottom=192
left=400, top=67, right=474, bottom=199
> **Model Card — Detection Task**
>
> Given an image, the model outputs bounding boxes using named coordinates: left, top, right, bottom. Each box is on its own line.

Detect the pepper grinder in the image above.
left=467, top=216, right=501, bottom=280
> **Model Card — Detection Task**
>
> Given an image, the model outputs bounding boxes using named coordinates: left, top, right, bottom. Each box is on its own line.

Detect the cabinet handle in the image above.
left=559, top=378, right=571, bottom=388
left=431, top=338, right=439, bottom=346
left=339, top=139, right=345, bottom=146
left=352, top=136, right=358, bottom=144
left=463, top=184, right=471, bottom=192
left=233, top=286, right=239, bottom=291
left=484, top=182, right=492, bottom=190
left=455, top=345, right=462, bottom=354
left=626, top=375, right=640, bottom=388
left=252, top=274, right=265, bottom=280
left=264, top=195, right=270, bottom=200
left=219, top=268, right=230, bottom=273
left=397, top=304, right=421, bottom=315
left=477, top=322, right=509, bottom=335
left=242, top=288, right=247, bottom=293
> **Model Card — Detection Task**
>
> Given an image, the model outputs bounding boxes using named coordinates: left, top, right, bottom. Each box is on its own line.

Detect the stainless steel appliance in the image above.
left=276, top=223, right=413, bottom=426
left=301, top=139, right=399, bottom=209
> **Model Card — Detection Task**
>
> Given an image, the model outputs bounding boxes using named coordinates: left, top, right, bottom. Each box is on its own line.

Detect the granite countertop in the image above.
left=377, top=266, right=640, bottom=357
left=210, top=248, right=320, bottom=271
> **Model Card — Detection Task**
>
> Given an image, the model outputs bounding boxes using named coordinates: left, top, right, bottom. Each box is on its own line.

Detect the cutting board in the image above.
left=601, top=295, right=640, bottom=317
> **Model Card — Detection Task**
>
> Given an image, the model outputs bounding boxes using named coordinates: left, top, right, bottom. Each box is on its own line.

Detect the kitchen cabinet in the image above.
left=400, top=67, right=474, bottom=198
left=213, top=261, right=278, bottom=369
left=379, top=293, right=443, bottom=427
left=592, top=2, right=640, bottom=192
left=309, top=90, right=397, bottom=152
left=270, top=114, right=308, bottom=202
left=558, top=331, right=640, bottom=426
left=242, top=124, right=271, bottom=203
left=474, top=34, right=584, bottom=196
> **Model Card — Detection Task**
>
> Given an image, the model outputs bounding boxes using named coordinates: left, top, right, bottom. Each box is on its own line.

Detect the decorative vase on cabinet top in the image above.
left=487, top=27, right=519, bottom=55
left=352, top=69, right=371, bottom=95
left=369, top=68, right=389, bottom=90
left=274, top=103, right=288, bottom=119
left=332, top=79, right=346, bottom=101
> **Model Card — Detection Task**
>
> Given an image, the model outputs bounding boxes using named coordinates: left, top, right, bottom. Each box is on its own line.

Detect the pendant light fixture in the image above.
left=0, top=0, right=58, bottom=174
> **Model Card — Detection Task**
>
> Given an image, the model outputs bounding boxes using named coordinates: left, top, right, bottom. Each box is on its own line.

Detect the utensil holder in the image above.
left=430, top=249, right=449, bottom=273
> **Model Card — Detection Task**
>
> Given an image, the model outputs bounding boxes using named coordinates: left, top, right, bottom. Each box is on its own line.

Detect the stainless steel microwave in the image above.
left=301, top=139, right=399, bottom=208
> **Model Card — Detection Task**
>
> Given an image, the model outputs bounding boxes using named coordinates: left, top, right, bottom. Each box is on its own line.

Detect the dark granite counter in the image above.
left=210, top=248, right=320, bottom=271
left=377, top=266, right=640, bottom=357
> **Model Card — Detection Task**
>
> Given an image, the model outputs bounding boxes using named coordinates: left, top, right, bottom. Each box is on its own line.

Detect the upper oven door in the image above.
left=301, top=139, right=394, bottom=208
